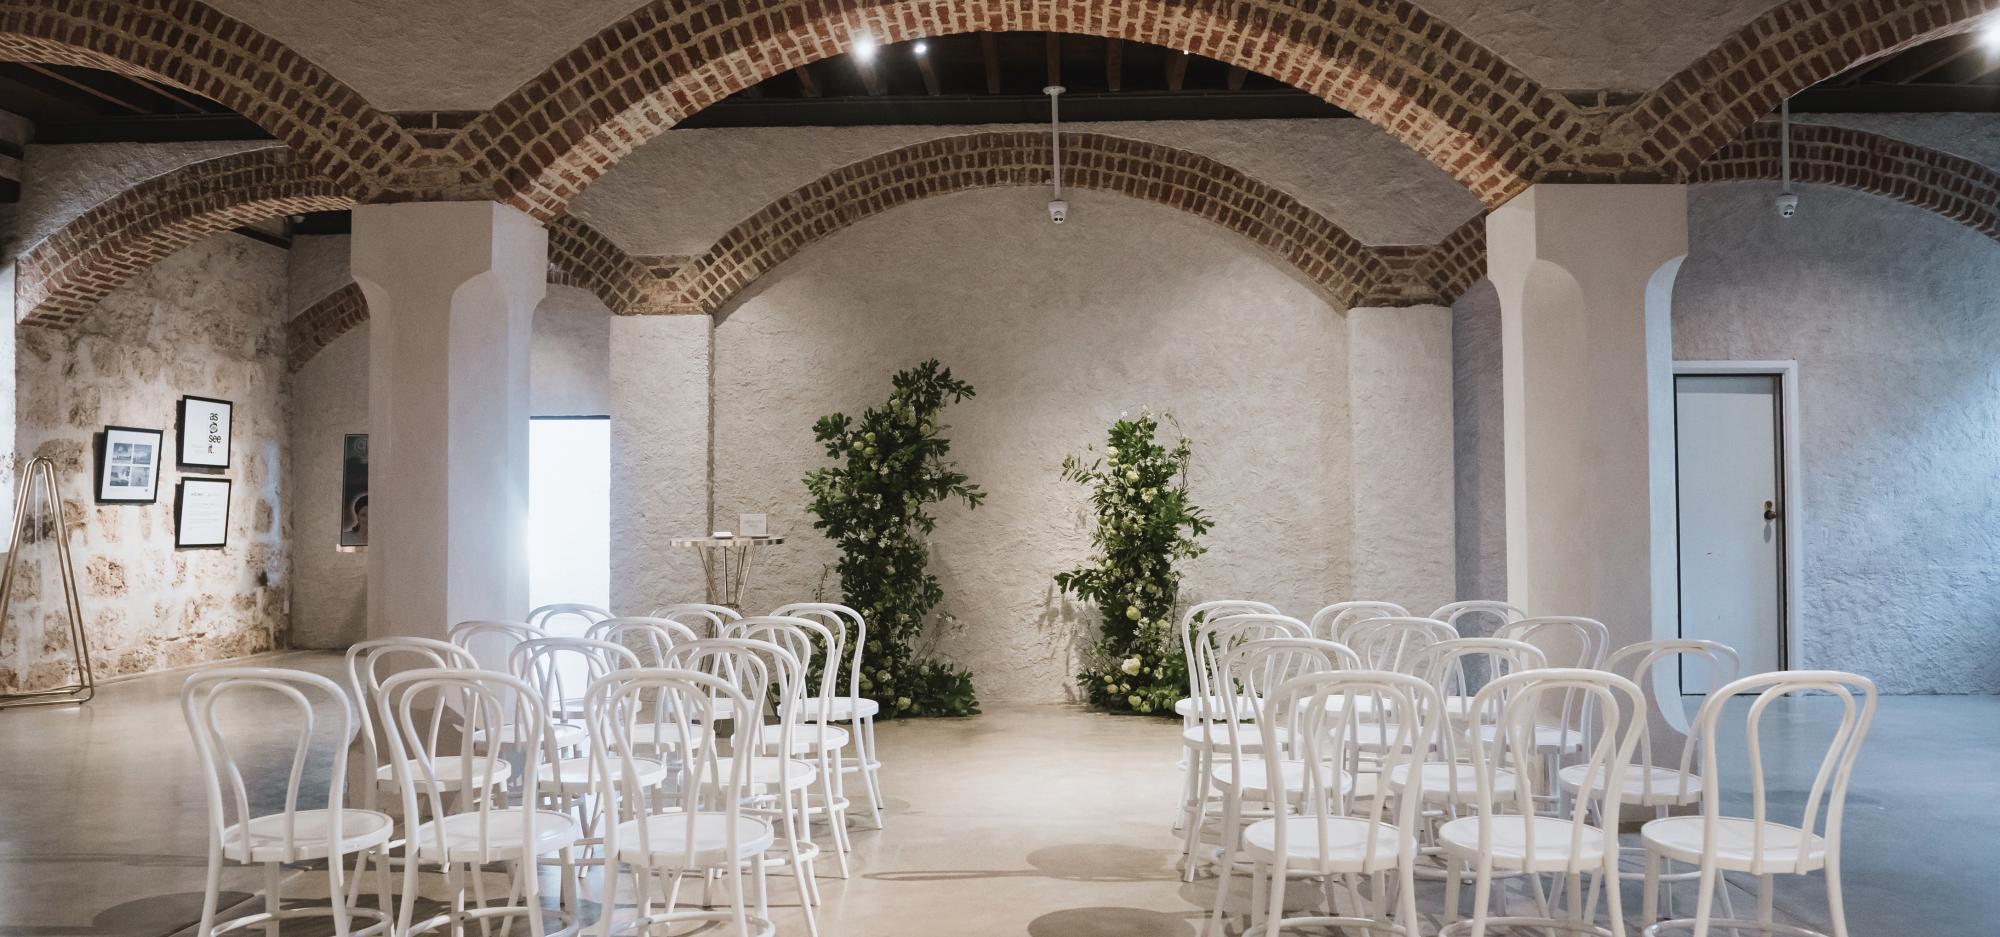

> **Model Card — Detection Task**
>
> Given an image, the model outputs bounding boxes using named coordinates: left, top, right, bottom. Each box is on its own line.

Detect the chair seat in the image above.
left=1558, top=763, right=1703, bottom=805
left=1438, top=815, right=1610, bottom=872
left=221, top=809, right=394, bottom=863
left=621, top=721, right=713, bottom=751
left=536, top=756, right=669, bottom=791
left=410, top=809, right=582, bottom=862
left=1383, top=761, right=1519, bottom=803
left=1177, top=694, right=1259, bottom=721
left=1182, top=723, right=1286, bottom=752
left=709, top=756, right=817, bottom=792
left=612, top=812, right=774, bottom=870
left=1477, top=722, right=1585, bottom=752
left=470, top=721, right=587, bottom=750
left=756, top=722, right=850, bottom=752
left=375, top=757, right=511, bottom=788
left=1640, top=816, right=1827, bottom=873
left=1209, top=757, right=1350, bottom=795
left=797, top=695, right=880, bottom=721
left=1241, top=816, right=1411, bottom=872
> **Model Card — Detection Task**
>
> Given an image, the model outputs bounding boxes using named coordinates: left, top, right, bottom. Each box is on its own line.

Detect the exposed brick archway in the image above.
left=0, top=0, right=432, bottom=199
left=464, top=0, right=1581, bottom=220
left=1602, top=0, right=2000, bottom=181
left=16, top=148, right=353, bottom=328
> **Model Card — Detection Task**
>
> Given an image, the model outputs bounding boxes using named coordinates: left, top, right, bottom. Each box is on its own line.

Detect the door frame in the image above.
left=1672, top=360, right=1803, bottom=675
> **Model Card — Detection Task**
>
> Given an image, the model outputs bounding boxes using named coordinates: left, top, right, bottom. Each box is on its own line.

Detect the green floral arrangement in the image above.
left=1056, top=412, right=1212, bottom=715
left=803, top=360, right=985, bottom=717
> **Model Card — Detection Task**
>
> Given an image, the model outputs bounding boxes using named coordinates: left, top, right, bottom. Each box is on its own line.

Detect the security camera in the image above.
left=1775, top=192, right=1799, bottom=219
left=1048, top=199, right=1068, bottom=224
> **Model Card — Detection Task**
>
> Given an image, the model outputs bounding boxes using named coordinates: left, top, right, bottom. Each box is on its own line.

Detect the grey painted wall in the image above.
left=1452, top=279, right=1507, bottom=604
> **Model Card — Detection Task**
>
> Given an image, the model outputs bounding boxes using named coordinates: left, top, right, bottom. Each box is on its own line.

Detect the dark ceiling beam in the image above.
left=916, top=47, right=941, bottom=96
left=1105, top=38, right=1123, bottom=92
left=794, top=64, right=820, bottom=98
left=675, top=88, right=1352, bottom=128
left=1226, top=64, right=1249, bottom=91
left=1165, top=51, right=1189, bottom=92
left=856, top=56, right=884, bottom=96
left=20, top=63, right=149, bottom=113
left=1046, top=33, right=1061, bottom=88
left=981, top=33, right=1002, bottom=94
left=131, top=75, right=209, bottom=113
left=1900, top=44, right=1983, bottom=83
left=31, top=113, right=272, bottom=143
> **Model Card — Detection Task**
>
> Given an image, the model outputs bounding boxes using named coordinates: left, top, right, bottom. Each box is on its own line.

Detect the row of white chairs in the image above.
left=1173, top=599, right=1875, bottom=937
left=182, top=602, right=887, bottom=937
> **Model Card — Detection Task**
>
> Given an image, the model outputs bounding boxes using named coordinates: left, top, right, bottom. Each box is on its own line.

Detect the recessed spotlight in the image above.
left=1983, top=16, right=2000, bottom=51
left=853, top=35, right=878, bottom=61
left=913, top=41, right=928, bottom=56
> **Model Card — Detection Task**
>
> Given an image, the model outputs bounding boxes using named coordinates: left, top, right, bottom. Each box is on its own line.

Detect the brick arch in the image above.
left=1694, top=122, right=2000, bottom=243
left=651, top=131, right=1427, bottom=315
left=466, top=0, right=1578, bottom=220
left=1607, top=0, right=1998, bottom=179
left=0, top=1, right=428, bottom=198
left=16, top=148, right=353, bottom=328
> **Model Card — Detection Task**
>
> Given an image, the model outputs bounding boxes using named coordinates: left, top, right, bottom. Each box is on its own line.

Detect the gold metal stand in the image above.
left=669, top=535, right=784, bottom=610
left=0, top=457, right=93, bottom=709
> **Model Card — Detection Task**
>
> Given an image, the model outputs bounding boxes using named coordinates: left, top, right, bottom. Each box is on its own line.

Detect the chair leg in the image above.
left=1826, top=857, right=1849, bottom=937
left=523, top=857, right=548, bottom=937
left=1691, top=861, right=1718, bottom=937
left=1181, top=747, right=1210, bottom=882
left=328, top=850, right=354, bottom=937
left=197, top=846, right=223, bottom=937
left=1262, top=858, right=1286, bottom=935
left=264, top=863, right=282, bottom=937
left=597, top=857, right=622, bottom=937
left=859, top=716, right=886, bottom=829
left=1603, top=863, right=1629, bottom=937
left=1467, top=859, right=1493, bottom=937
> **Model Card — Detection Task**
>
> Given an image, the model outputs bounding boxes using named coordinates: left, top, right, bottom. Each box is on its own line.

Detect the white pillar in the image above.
left=608, top=314, right=712, bottom=614
left=351, top=202, right=547, bottom=639
left=1486, top=185, right=1687, bottom=650
left=1347, top=304, right=1457, bottom=615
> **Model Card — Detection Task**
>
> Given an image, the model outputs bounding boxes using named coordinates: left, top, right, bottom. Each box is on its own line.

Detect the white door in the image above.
left=1674, top=374, right=1785, bottom=693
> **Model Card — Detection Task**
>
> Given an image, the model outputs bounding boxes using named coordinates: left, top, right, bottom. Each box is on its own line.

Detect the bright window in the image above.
left=528, top=417, right=610, bottom=612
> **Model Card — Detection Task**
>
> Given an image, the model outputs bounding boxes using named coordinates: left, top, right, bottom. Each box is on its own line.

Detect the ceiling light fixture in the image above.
left=853, top=35, right=878, bottom=61
left=913, top=40, right=929, bottom=55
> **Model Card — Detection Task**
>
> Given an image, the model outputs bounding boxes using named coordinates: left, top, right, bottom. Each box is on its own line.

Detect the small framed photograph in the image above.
left=339, top=434, right=369, bottom=549
left=96, top=425, right=164, bottom=503
left=174, top=477, right=232, bottom=549
left=178, top=395, right=233, bottom=469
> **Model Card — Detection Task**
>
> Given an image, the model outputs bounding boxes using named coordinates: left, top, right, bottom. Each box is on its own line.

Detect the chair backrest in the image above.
left=343, top=637, right=477, bottom=808
left=1466, top=668, right=1644, bottom=874
left=447, top=619, right=545, bottom=671
left=1419, top=636, right=1546, bottom=705
left=1342, top=616, right=1455, bottom=673
left=1178, top=599, right=1280, bottom=702
left=1307, top=600, right=1411, bottom=642
left=771, top=602, right=866, bottom=702
left=736, top=615, right=837, bottom=721
left=1497, top=616, right=1612, bottom=738
left=508, top=636, right=641, bottom=713
left=183, top=667, right=359, bottom=863
left=648, top=603, right=741, bottom=639
left=377, top=668, right=548, bottom=862
left=586, top=667, right=758, bottom=929
left=586, top=616, right=701, bottom=667
left=1211, top=637, right=1359, bottom=756
left=1691, top=671, right=1877, bottom=875
left=1430, top=600, right=1527, bottom=636
left=1262, top=669, right=1442, bottom=874
left=527, top=603, right=614, bottom=637
left=1190, top=613, right=1309, bottom=718
left=1601, top=639, right=1740, bottom=800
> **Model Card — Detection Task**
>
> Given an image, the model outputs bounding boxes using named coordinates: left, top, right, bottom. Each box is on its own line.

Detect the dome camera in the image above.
left=1048, top=199, right=1069, bottom=224
left=1775, top=192, right=1799, bottom=219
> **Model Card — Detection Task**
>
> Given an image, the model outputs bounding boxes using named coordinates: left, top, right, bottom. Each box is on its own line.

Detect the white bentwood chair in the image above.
left=772, top=601, right=886, bottom=829
left=1431, top=600, right=1527, bottom=637
left=649, top=603, right=741, bottom=639
left=1175, top=599, right=1282, bottom=722
left=184, top=668, right=394, bottom=937
left=1308, top=600, right=1411, bottom=643
left=529, top=603, right=615, bottom=637
left=1179, top=612, right=1310, bottom=879
left=1640, top=671, right=1877, bottom=937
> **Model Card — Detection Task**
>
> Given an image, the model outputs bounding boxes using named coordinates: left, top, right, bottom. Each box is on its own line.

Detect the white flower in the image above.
left=1120, top=656, right=1142, bottom=675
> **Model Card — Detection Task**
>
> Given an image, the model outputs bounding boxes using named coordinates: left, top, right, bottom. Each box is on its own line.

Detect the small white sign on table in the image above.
left=738, top=513, right=768, bottom=537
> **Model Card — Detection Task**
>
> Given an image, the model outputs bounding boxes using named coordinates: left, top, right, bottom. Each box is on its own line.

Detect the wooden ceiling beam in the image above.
left=19, top=63, right=147, bottom=113
left=1046, top=33, right=1061, bottom=88
left=794, top=64, right=820, bottom=98
left=917, top=46, right=941, bottom=96
left=981, top=33, right=1002, bottom=94
left=1105, top=38, right=1123, bottom=92
left=856, top=56, right=884, bottom=96
left=1226, top=64, right=1249, bottom=91
left=1165, top=51, right=1189, bottom=92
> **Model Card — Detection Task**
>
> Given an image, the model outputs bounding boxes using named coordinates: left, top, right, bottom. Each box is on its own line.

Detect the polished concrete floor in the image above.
left=0, top=651, right=1990, bottom=936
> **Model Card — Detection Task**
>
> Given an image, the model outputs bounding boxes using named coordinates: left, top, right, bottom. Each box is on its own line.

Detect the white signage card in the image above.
left=738, top=513, right=768, bottom=537
left=179, top=396, right=233, bottom=468
left=175, top=477, right=232, bottom=548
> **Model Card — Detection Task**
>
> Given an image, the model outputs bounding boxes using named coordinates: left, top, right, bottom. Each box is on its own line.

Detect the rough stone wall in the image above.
left=3, top=234, right=290, bottom=690
left=710, top=188, right=1353, bottom=702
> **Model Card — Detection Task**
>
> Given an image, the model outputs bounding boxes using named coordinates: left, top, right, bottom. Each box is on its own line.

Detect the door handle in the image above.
left=1763, top=500, right=1780, bottom=521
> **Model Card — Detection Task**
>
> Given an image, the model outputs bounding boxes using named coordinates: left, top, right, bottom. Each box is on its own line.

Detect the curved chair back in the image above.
left=1264, top=669, right=1441, bottom=875
left=343, top=637, right=477, bottom=809
left=1343, top=617, right=1455, bottom=673
left=1692, top=671, right=1877, bottom=875
left=378, top=668, right=551, bottom=862
left=1430, top=599, right=1526, bottom=637
left=1308, top=601, right=1410, bottom=642
left=1178, top=600, right=1280, bottom=706
left=1466, top=668, right=1645, bottom=874
left=447, top=619, right=544, bottom=672
left=527, top=603, right=613, bottom=637
left=183, top=668, right=360, bottom=863
left=1601, top=638, right=1740, bottom=804
left=508, top=636, right=641, bottom=724
left=1414, top=638, right=1545, bottom=808
left=1497, top=616, right=1612, bottom=744
left=771, top=602, right=867, bottom=704
left=648, top=603, right=741, bottom=639
left=1212, top=637, right=1360, bottom=762
left=586, top=616, right=701, bottom=667
left=737, top=615, right=837, bottom=722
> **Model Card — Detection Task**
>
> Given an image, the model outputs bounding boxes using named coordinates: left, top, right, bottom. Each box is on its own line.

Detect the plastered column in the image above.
left=1347, top=304, right=1456, bottom=614
left=608, top=314, right=712, bottom=613
left=1487, top=185, right=1687, bottom=652
left=351, top=202, right=547, bottom=639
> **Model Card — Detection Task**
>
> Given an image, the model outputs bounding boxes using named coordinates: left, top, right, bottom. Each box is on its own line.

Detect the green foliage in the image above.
left=803, top=360, right=985, bottom=717
left=1057, top=413, right=1212, bottom=715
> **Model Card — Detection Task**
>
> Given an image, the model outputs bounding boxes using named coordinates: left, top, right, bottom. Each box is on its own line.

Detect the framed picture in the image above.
left=339, top=434, right=369, bottom=549
left=96, top=425, right=164, bottom=504
left=174, top=477, right=232, bottom=549
left=178, top=395, right=233, bottom=469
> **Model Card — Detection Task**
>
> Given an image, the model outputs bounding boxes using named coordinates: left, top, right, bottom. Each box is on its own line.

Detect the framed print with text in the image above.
left=96, top=425, right=164, bottom=504
left=178, top=395, right=233, bottom=469
left=174, top=477, right=232, bottom=549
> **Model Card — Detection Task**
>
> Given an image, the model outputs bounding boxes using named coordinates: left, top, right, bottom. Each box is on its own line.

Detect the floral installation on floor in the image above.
left=804, top=359, right=985, bottom=717
left=1057, top=411, right=1212, bottom=715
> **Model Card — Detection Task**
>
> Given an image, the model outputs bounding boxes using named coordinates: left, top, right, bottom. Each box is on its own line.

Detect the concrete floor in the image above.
left=0, top=650, right=1990, bottom=936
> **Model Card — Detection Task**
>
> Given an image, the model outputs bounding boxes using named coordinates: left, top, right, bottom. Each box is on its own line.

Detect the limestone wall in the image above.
left=3, top=234, right=290, bottom=690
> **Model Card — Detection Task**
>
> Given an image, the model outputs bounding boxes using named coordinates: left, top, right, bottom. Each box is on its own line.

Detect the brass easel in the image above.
left=0, top=457, right=93, bottom=709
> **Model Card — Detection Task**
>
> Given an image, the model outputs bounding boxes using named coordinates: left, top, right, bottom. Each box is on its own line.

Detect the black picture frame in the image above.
left=177, top=394, right=234, bottom=470
left=339, top=434, right=368, bottom=549
left=173, top=477, right=232, bottom=549
left=95, top=425, right=165, bottom=504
